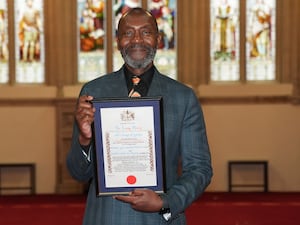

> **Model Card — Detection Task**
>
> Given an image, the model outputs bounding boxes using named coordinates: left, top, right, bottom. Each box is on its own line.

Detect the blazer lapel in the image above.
left=147, top=70, right=165, bottom=97
left=106, top=69, right=129, bottom=98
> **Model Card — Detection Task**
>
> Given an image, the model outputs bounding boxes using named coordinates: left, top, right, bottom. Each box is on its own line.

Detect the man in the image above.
left=67, top=7, right=212, bottom=225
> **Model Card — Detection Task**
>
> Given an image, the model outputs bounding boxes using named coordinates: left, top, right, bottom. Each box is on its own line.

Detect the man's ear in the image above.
left=156, top=33, right=162, bottom=48
left=116, top=37, right=121, bottom=50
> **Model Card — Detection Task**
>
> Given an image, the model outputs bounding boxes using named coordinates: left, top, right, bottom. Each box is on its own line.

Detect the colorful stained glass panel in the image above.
left=15, top=0, right=44, bottom=83
left=0, top=0, right=8, bottom=83
left=246, top=0, right=276, bottom=80
left=210, top=0, right=240, bottom=81
left=78, top=0, right=106, bottom=82
left=148, top=0, right=177, bottom=80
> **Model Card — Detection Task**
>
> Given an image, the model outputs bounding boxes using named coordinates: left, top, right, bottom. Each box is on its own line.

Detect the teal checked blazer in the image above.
left=67, top=66, right=213, bottom=225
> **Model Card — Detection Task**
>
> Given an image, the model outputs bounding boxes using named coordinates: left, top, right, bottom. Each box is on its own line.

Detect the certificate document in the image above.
left=92, top=98, right=165, bottom=196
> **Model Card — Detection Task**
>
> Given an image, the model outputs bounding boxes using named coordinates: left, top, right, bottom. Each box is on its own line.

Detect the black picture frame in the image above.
left=92, top=97, right=165, bottom=196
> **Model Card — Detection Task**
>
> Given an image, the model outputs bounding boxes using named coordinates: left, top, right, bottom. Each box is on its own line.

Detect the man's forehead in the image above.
left=118, top=8, right=157, bottom=29
left=120, top=16, right=157, bottom=31
left=123, top=8, right=152, bottom=19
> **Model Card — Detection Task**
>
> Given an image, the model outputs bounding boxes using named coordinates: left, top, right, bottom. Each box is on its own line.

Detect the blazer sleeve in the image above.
left=66, top=121, right=95, bottom=182
left=66, top=88, right=95, bottom=183
left=163, top=90, right=213, bottom=218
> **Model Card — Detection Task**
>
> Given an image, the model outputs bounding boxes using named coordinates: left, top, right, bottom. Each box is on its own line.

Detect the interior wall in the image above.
left=0, top=0, right=299, bottom=194
left=0, top=99, right=299, bottom=193
left=202, top=103, right=300, bottom=192
left=0, top=106, right=56, bottom=193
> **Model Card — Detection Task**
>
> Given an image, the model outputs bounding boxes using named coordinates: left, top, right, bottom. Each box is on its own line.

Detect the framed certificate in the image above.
left=92, top=97, right=165, bottom=196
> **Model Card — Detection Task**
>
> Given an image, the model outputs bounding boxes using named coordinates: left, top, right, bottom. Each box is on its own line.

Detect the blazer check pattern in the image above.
left=67, top=66, right=212, bottom=225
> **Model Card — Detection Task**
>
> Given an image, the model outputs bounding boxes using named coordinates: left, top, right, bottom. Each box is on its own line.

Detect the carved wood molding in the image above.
left=0, top=98, right=77, bottom=106
left=0, top=99, right=55, bottom=106
left=0, top=95, right=293, bottom=106
left=199, top=96, right=290, bottom=105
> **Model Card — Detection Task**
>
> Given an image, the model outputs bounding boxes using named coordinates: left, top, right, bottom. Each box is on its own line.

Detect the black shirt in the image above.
left=124, top=65, right=154, bottom=97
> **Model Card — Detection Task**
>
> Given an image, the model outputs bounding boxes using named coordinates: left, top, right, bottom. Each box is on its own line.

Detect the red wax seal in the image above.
left=126, top=175, right=137, bottom=185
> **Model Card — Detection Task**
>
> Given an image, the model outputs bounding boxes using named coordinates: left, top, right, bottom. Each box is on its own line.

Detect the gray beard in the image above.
left=121, top=44, right=156, bottom=69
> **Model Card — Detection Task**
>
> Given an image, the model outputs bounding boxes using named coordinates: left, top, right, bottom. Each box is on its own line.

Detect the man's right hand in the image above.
left=75, top=95, right=95, bottom=146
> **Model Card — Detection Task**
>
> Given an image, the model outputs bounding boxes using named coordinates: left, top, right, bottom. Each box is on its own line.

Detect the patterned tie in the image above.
left=128, top=76, right=141, bottom=97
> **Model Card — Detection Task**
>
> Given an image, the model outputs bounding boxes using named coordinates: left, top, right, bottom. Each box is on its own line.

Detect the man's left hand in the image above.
left=113, top=189, right=163, bottom=212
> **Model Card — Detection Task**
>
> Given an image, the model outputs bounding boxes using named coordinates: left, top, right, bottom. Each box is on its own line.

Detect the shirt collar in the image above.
left=124, top=65, right=154, bottom=94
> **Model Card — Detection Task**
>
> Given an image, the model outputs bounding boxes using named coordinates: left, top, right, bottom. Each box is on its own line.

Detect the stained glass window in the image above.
left=246, top=0, right=276, bottom=80
left=148, top=0, right=177, bottom=80
left=113, top=0, right=142, bottom=71
left=210, top=0, right=277, bottom=82
left=78, top=0, right=106, bottom=82
left=0, top=0, right=8, bottom=83
left=210, top=0, right=239, bottom=81
left=15, top=0, right=44, bottom=83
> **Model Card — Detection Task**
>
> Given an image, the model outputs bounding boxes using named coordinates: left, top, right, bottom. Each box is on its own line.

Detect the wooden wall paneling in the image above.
left=6, top=0, right=15, bottom=85
left=278, top=0, right=294, bottom=83
left=291, top=0, right=300, bottom=103
left=277, top=0, right=300, bottom=102
left=197, top=0, right=210, bottom=85
left=176, top=0, right=184, bottom=83
left=178, top=0, right=194, bottom=85
left=178, top=0, right=208, bottom=87
left=45, top=0, right=77, bottom=86
left=239, top=0, right=246, bottom=83
left=56, top=99, right=86, bottom=194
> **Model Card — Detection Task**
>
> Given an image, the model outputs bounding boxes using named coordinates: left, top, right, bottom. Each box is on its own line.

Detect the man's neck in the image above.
left=125, top=63, right=153, bottom=76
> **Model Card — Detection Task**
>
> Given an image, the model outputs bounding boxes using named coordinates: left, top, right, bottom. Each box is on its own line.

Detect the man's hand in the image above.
left=114, top=189, right=163, bottom=212
left=75, top=95, right=95, bottom=146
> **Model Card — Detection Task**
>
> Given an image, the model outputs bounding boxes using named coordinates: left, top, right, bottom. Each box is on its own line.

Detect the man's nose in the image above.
left=133, top=31, right=143, bottom=43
